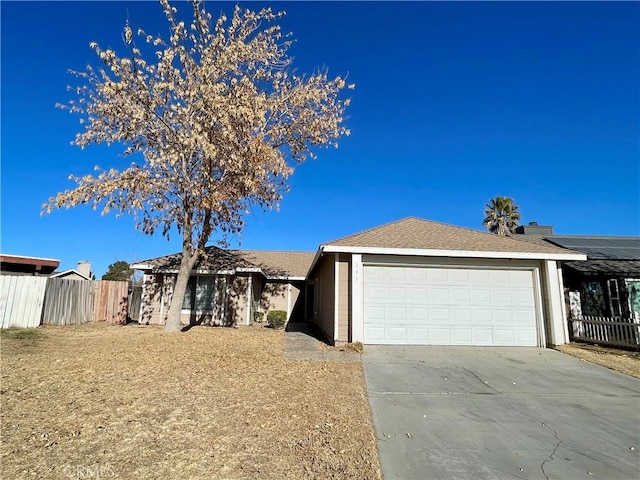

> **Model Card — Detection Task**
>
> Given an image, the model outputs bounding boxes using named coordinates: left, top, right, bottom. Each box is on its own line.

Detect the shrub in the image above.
left=267, top=310, right=287, bottom=329
left=253, top=311, right=265, bottom=323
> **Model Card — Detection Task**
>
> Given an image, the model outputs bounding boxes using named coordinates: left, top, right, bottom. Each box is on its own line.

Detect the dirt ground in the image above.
left=0, top=323, right=381, bottom=480
left=556, top=343, right=640, bottom=378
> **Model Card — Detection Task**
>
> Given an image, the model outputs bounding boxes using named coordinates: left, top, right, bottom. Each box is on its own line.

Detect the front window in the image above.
left=182, top=276, right=216, bottom=312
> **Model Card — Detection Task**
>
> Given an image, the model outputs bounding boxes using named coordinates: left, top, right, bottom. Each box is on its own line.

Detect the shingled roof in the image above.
left=238, top=250, right=315, bottom=278
left=132, top=247, right=314, bottom=279
left=324, top=217, right=581, bottom=256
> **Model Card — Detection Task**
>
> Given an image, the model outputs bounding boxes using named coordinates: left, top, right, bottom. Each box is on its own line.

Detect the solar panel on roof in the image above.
left=546, top=236, right=640, bottom=260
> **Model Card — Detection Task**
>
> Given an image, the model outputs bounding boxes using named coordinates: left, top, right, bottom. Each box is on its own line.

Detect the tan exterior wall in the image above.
left=313, top=256, right=335, bottom=341
left=140, top=273, right=301, bottom=328
left=256, top=280, right=300, bottom=322
left=140, top=273, right=164, bottom=325
left=337, top=255, right=351, bottom=342
left=229, top=276, right=250, bottom=325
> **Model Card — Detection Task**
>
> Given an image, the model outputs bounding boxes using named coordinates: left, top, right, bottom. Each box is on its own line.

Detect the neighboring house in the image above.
left=0, top=254, right=60, bottom=276
left=514, top=223, right=640, bottom=321
left=308, top=217, right=585, bottom=347
left=131, top=248, right=315, bottom=327
left=50, top=261, right=93, bottom=281
left=133, top=217, right=585, bottom=347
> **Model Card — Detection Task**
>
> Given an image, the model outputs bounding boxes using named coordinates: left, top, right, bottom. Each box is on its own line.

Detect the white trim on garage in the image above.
left=348, top=254, right=572, bottom=347
left=351, top=254, right=364, bottom=343
left=542, top=260, right=566, bottom=345
left=322, top=245, right=586, bottom=262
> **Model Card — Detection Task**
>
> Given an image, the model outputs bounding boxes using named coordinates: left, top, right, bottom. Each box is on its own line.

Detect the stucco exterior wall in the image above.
left=140, top=272, right=302, bottom=328
left=140, top=273, right=164, bottom=325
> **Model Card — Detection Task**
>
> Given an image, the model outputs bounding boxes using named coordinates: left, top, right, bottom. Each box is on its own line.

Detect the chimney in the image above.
left=77, top=261, right=92, bottom=278
left=514, top=222, right=554, bottom=236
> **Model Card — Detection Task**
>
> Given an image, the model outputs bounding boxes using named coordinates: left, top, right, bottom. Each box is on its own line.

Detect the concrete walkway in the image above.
left=284, top=322, right=361, bottom=361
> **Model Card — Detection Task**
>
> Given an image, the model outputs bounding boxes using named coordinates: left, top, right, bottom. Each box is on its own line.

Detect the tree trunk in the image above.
left=164, top=248, right=198, bottom=332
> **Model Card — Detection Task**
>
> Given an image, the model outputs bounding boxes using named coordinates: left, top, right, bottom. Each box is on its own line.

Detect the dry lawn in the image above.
left=556, top=343, right=640, bottom=378
left=1, top=323, right=381, bottom=479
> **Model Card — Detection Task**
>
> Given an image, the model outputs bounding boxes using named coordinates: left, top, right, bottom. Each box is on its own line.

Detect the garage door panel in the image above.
left=489, top=270, right=511, bottom=285
left=431, top=328, right=451, bottom=342
left=408, top=308, right=428, bottom=321
left=511, top=289, right=534, bottom=306
left=468, top=269, right=490, bottom=283
left=490, top=289, right=512, bottom=305
left=515, top=329, right=537, bottom=344
left=429, top=288, right=450, bottom=302
left=472, top=310, right=492, bottom=323
left=365, top=285, right=385, bottom=301
left=365, top=325, right=386, bottom=343
left=470, top=289, right=492, bottom=304
left=363, top=265, right=538, bottom=346
left=427, top=269, right=449, bottom=284
left=430, top=308, right=450, bottom=322
left=406, top=268, right=427, bottom=282
left=452, top=309, right=471, bottom=323
left=387, top=307, right=407, bottom=321
left=387, top=327, right=407, bottom=342
left=514, top=309, right=535, bottom=325
left=451, top=329, right=473, bottom=343
left=493, top=328, right=515, bottom=344
left=387, top=287, right=406, bottom=302
left=472, top=329, right=493, bottom=343
left=407, top=288, right=427, bottom=302
left=408, top=328, right=429, bottom=343
left=451, top=288, right=471, bottom=303
left=509, top=270, right=534, bottom=286
left=365, top=305, right=385, bottom=320
left=364, top=266, right=385, bottom=282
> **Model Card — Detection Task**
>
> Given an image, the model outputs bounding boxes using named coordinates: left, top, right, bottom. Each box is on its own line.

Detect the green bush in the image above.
left=253, top=311, right=265, bottom=323
left=267, top=310, right=287, bottom=329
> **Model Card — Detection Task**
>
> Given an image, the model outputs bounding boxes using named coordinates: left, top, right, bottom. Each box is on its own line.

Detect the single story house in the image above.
left=50, top=261, right=93, bottom=281
left=131, top=248, right=315, bottom=327
left=133, top=217, right=587, bottom=347
left=308, top=217, right=585, bottom=347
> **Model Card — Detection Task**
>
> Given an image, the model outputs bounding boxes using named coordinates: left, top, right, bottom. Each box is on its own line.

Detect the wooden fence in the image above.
left=0, top=276, right=48, bottom=328
left=92, top=281, right=129, bottom=324
left=42, top=278, right=95, bottom=325
left=569, top=315, right=640, bottom=350
left=1, top=276, right=129, bottom=328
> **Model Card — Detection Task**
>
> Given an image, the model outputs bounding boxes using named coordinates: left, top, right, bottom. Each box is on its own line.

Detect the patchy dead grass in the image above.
left=556, top=343, right=640, bottom=379
left=1, top=323, right=381, bottom=479
left=319, top=342, right=364, bottom=354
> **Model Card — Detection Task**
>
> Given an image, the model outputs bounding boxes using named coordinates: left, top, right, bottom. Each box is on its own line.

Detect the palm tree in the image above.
left=483, top=196, right=521, bottom=236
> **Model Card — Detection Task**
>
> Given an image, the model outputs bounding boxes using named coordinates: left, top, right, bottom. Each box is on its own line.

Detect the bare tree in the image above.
left=44, top=0, right=353, bottom=331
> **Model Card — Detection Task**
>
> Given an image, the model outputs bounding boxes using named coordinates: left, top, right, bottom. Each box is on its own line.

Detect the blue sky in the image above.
left=1, top=1, right=639, bottom=277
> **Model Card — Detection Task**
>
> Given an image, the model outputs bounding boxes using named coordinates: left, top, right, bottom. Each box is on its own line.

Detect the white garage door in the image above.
left=364, top=265, right=538, bottom=346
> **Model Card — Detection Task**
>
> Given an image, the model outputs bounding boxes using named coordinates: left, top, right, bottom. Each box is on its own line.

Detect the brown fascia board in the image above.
left=0, top=254, right=60, bottom=272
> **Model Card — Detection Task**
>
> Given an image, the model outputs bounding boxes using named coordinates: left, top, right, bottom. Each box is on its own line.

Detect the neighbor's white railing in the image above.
left=569, top=315, right=640, bottom=349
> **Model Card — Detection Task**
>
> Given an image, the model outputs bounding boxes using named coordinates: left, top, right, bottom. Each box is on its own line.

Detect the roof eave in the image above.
left=321, top=245, right=587, bottom=261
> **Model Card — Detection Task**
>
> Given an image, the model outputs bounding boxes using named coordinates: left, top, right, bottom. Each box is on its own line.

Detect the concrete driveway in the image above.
left=363, top=346, right=640, bottom=480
